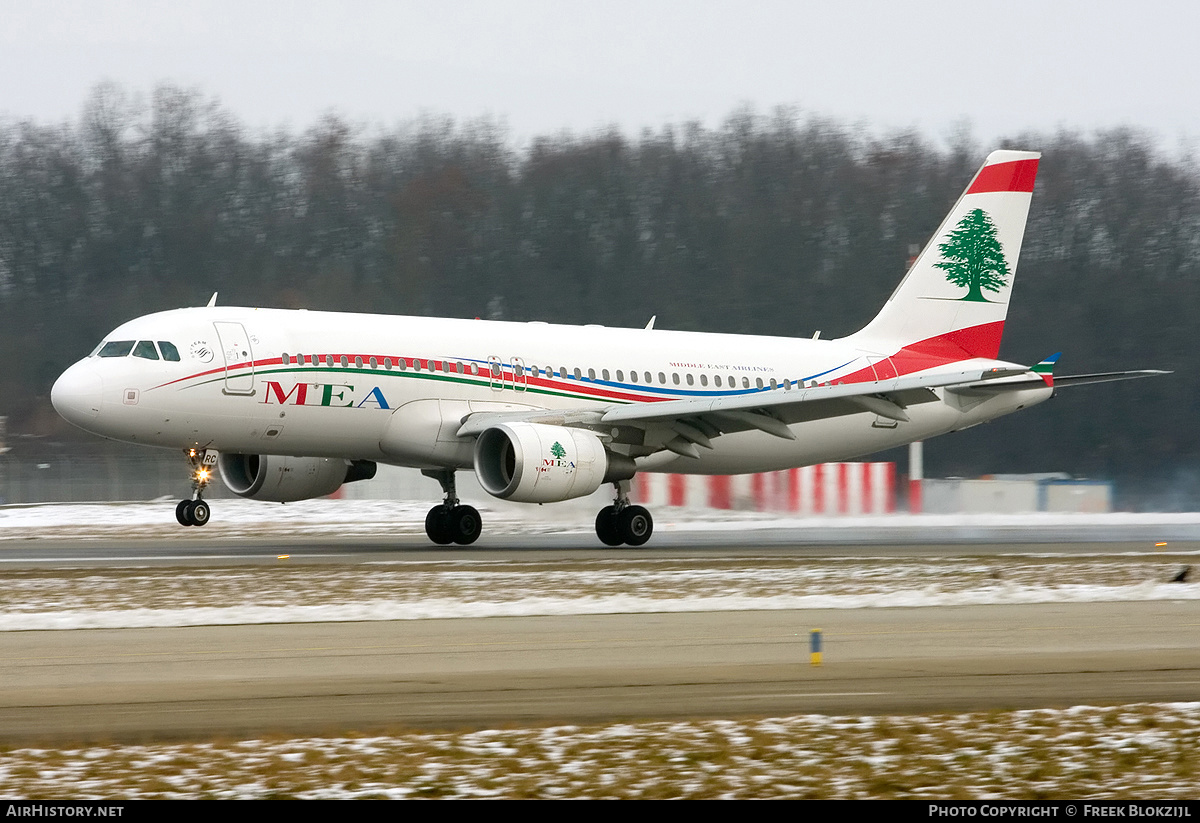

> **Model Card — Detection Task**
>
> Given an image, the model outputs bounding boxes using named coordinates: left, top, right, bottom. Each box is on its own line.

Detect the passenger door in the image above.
left=213, top=321, right=256, bottom=395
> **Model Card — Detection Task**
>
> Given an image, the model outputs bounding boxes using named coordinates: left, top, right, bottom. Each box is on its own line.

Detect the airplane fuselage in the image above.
left=52, top=305, right=1051, bottom=476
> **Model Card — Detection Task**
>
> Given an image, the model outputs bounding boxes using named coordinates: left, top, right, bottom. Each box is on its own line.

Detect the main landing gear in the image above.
left=594, top=480, right=653, bottom=547
left=176, top=448, right=214, bottom=527
left=422, top=469, right=482, bottom=546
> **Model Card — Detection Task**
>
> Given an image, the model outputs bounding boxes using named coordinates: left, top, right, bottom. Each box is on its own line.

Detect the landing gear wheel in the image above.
left=595, top=505, right=623, bottom=546
left=177, top=499, right=210, bottom=527
left=188, top=499, right=210, bottom=527
left=618, top=505, right=653, bottom=547
left=425, top=505, right=455, bottom=545
left=447, top=505, right=482, bottom=546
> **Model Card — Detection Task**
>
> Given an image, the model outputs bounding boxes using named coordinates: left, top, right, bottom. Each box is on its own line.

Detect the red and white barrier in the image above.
left=633, top=463, right=896, bottom=515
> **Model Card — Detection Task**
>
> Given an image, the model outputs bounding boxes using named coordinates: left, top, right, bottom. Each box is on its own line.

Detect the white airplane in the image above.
left=50, top=150, right=1164, bottom=546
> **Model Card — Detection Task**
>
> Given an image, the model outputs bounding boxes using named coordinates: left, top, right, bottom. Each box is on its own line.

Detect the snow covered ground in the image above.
left=2, top=703, right=1197, bottom=798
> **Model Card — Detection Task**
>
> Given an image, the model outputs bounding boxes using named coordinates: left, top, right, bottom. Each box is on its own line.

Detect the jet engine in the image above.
left=474, top=422, right=635, bottom=504
left=217, top=454, right=377, bottom=502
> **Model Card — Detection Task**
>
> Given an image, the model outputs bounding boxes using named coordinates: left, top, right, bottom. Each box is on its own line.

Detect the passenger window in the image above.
left=132, top=341, right=160, bottom=360
left=158, top=341, right=181, bottom=361
left=98, top=341, right=135, bottom=358
left=700, top=375, right=708, bottom=387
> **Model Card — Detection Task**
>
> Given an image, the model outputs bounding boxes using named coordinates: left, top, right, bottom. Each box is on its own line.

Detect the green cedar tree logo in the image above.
left=933, top=208, right=1011, bottom=302
left=550, top=442, right=567, bottom=460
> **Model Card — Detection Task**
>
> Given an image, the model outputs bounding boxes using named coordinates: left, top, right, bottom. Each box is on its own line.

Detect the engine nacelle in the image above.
left=474, top=422, right=634, bottom=503
left=217, top=453, right=377, bottom=502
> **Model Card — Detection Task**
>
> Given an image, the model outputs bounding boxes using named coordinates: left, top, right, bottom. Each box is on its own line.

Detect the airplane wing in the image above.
left=456, top=361, right=1170, bottom=458
left=457, top=365, right=1026, bottom=457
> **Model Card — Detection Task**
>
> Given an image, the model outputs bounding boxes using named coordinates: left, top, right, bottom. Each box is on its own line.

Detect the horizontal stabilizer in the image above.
left=1051, top=369, right=1172, bottom=387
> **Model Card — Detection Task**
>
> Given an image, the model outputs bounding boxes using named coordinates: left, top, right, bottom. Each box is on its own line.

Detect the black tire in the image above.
left=188, top=499, right=211, bottom=527
left=176, top=499, right=193, bottom=527
left=618, top=505, right=653, bottom=547
left=595, top=505, right=623, bottom=546
left=449, top=505, right=482, bottom=545
left=425, top=505, right=455, bottom=545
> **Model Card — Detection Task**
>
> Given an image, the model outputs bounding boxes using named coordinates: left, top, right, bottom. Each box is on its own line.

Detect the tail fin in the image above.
left=847, top=150, right=1040, bottom=360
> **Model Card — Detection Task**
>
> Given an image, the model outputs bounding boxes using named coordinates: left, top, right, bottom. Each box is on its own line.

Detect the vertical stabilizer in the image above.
left=847, top=150, right=1040, bottom=360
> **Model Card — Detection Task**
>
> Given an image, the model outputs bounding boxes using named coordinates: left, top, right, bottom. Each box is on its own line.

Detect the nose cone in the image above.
left=51, top=362, right=104, bottom=429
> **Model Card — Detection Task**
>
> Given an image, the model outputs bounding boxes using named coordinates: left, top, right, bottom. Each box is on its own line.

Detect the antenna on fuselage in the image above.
left=206, top=293, right=218, bottom=308
left=645, top=316, right=656, bottom=330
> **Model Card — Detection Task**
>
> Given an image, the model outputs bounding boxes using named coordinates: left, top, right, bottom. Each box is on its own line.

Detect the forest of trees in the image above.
left=2, top=84, right=1197, bottom=506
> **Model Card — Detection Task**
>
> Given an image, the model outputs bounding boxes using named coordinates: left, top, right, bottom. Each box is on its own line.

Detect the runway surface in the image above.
left=2, top=597, right=1198, bottom=743
left=2, top=534, right=1197, bottom=567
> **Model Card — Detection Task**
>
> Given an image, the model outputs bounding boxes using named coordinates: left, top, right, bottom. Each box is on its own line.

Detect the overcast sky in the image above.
left=1, top=0, right=1197, bottom=150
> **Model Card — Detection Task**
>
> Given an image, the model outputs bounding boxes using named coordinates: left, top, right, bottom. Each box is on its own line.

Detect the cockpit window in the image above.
left=157, top=341, right=180, bottom=361
left=97, top=341, right=135, bottom=358
left=133, top=340, right=160, bottom=360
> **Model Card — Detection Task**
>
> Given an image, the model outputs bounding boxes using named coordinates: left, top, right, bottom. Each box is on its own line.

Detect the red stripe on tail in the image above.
left=966, top=159, right=1039, bottom=194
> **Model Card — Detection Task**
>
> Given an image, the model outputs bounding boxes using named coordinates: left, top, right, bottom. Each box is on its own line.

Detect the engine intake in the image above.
left=217, top=454, right=376, bottom=502
left=474, top=422, right=634, bottom=503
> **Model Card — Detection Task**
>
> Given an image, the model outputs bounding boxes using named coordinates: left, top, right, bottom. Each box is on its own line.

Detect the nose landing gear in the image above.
left=176, top=448, right=215, bottom=527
